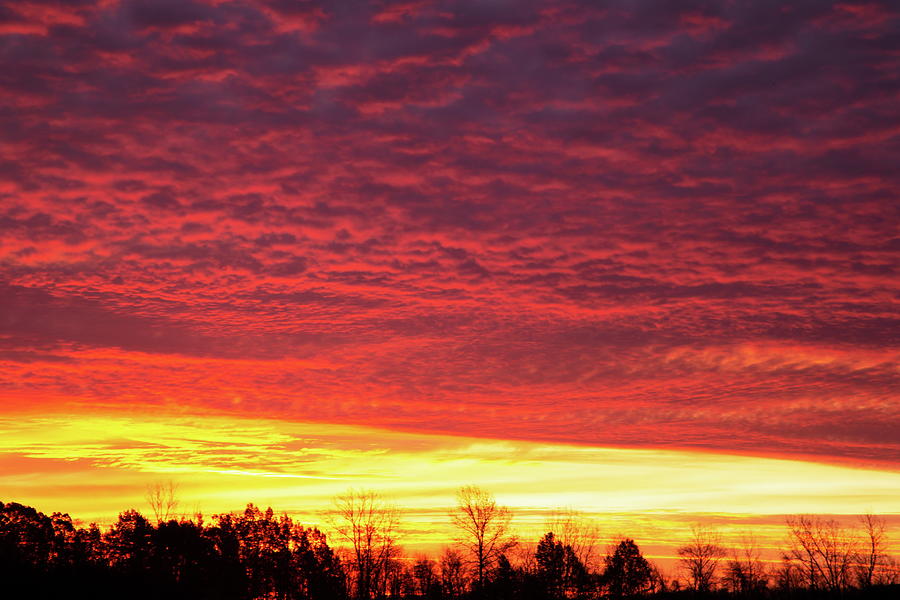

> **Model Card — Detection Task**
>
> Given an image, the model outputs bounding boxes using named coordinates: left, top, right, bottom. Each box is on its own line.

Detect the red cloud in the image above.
left=0, top=0, right=898, bottom=468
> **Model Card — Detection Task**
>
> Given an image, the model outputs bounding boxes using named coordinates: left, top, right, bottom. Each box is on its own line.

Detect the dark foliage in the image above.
left=1, top=500, right=897, bottom=600
left=1, top=500, right=344, bottom=600
left=603, top=539, right=653, bottom=598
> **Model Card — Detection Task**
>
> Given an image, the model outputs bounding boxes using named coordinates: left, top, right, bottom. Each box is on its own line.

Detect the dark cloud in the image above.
left=0, top=0, right=897, bottom=467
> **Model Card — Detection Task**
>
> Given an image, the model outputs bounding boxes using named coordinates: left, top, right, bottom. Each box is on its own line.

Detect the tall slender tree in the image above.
left=545, top=509, right=600, bottom=571
left=725, top=534, right=768, bottom=594
left=677, top=524, right=725, bottom=592
left=329, top=489, right=400, bottom=600
left=439, top=547, right=469, bottom=599
left=450, top=485, right=517, bottom=591
left=856, top=513, right=888, bottom=587
left=145, top=481, right=179, bottom=524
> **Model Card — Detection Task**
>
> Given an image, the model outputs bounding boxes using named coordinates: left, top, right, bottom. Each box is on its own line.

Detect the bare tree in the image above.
left=450, top=485, right=517, bottom=589
left=725, top=534, right=768, bottom=593
left=775, top=557, right=804, bottom=591
left=876, top=556, right=900, bottom=585
left=784, top=514, right=857, bottom=591
left=411, top=556, right=440, bottom=599
left=329, top=489, right=401, bottom=600
left=439, top=547, right=469, bottom=599
left=856, top=513, right=888, bottom=587
left=145, top=480, right=179, bottom=524
left=545, top=508, right=600, bottom=571
left=648, top=565, right=670, bottom=595
left=677, top=524, right=726, bottom=592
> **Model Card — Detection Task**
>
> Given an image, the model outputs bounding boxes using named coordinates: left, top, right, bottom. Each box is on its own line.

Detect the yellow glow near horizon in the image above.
left=2, top=410, right=898, bottom=569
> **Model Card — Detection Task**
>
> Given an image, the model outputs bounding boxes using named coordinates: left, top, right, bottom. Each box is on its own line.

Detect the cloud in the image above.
left=0, top=0, right=897, bottom=467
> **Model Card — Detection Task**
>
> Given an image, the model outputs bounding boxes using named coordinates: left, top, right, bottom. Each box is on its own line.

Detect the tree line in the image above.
left=1, top=485, right=897, bottom=600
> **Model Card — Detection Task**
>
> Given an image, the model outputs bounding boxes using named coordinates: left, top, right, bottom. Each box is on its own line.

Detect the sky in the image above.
left=1, top=0, right=899, bottom=564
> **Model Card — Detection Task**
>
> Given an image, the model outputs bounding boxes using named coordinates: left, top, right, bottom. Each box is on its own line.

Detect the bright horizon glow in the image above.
left=2, top=410, right=898, bottom=569
left=1, top=0, right=898, bottom=582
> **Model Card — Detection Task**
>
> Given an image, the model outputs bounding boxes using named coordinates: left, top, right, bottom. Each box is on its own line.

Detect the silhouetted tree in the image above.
left=146, top=481, right=179, bottom=524
left=533, top=532, right=591, bottom=600
left=544, top=509, right=600, bottom=572
left=603, top=538, right=653, bottom=599
left=856, top=513, right=888, bottom=587
left=1, top=499, right=351, bottom=600
left=295, top=527, right=347, bottom=600
left=439, top=547, right=469, bottom=599
left=0, top=501, right=59, bottom=597
left=72, top=521, right=105, bottom=567
left=724, top=534, right=768, bottom=594
left=450, top=485, right=517, bottom=591
left=206, top=511, right=253, bottom=599
left=213, top=503, right=347, bottom=600
left=677, top=524, right=725, bottom=592
left=106, top=509, right=155, bottom=575
left=153, top=518, right=240, bottom=600
left=784, top=514, right=857, bottom=591
left=535, top=532, right=568, bottom=599
left=329, top=489, right=400, bottom=600
left=6, top=497, right=899, bottom=600
left=774, top=556, right=803, bottom=592
left=411, top=556, right=442, bottom=600
left=482, top=553, right=530, bottom=600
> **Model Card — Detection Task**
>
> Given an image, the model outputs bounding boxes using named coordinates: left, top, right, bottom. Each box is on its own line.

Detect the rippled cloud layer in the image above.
left=1, top=0, right=898, bottom=467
